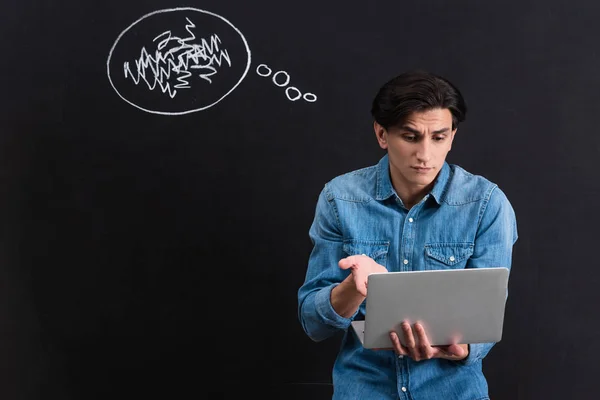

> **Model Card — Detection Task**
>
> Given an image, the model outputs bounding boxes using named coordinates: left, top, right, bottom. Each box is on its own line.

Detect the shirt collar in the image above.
left=429, top=161, right=450, bottom=205
left=375, top=154, right=396, bottom=201
left=375, top=154, right=451, bottom=205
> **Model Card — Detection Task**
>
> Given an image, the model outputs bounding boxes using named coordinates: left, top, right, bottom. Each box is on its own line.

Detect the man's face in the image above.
left=375, top=108, right=456, bottom=192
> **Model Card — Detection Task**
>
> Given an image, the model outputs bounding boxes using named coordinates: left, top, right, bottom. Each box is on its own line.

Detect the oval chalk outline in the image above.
left=285, top=86, right=302, bottom=101
left=107, top=7, right=252, bottom=115
left=256, top=64, right=272, bottom=77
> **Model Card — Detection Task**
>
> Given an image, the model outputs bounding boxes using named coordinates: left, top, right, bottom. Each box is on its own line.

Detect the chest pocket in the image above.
left=342, top=239, right=390, bottom=268
left=424, top=242, right=474, bottom=270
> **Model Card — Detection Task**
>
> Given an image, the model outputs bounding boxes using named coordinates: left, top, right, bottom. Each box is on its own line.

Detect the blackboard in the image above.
left=2, top=1, right=599, bottom=399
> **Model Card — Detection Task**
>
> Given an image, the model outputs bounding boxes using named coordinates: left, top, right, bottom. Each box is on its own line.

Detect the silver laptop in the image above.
left=351, top=267, right=510, bottom=349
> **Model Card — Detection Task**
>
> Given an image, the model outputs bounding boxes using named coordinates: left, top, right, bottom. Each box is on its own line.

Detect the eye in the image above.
left=433, top=135, right=446, bottom=142
left=403, top=135, right=417, bottom=142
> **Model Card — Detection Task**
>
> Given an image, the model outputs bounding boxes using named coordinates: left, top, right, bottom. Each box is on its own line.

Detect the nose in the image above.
left=415, top=139, right=432, bottom=163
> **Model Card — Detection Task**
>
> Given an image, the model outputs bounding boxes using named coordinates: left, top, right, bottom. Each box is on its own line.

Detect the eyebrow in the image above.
left=400, top=126, right=451, bottom=135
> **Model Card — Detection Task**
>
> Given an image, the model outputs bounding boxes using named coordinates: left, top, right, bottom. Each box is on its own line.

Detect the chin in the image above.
left=410, top=176, right=435, bottom=186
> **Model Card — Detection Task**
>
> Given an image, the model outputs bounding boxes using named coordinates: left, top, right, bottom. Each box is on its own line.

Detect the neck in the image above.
left=391, top=178, right=432, bottom=210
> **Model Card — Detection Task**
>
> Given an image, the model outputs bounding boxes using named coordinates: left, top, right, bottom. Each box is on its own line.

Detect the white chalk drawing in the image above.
left=256, top=64, right=317, bottom=102
left=107, top=7, right=317, bottom=115
left=124, top=22, right=232, bottom=97
left=107, top=7, right=251, bottom=115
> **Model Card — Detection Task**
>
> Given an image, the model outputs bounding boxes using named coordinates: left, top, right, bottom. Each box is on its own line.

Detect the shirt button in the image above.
left=401, top=387, right=407, bottom=392
left=403, top=259, right=408, bottom=265
left=449, top=256, right=455, bottom=262
left=408, top=218, right=414, bottom=223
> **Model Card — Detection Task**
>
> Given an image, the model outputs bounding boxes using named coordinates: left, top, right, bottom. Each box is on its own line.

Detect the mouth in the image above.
left=411, top=166, right=433, bottom=173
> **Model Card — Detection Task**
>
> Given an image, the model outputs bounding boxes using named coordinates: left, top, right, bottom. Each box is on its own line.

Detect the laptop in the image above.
left=351, top=267, right=510, bottom=349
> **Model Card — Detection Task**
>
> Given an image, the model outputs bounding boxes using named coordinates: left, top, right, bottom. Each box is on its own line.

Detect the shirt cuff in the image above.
left=460, top=343, right=482, bottom=365
left=314, top=283, right=358, bottom=329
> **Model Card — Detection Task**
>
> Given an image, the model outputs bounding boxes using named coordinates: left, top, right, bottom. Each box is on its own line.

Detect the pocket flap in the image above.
left=424, top=242, right=474, bottom=266
left=343, top=239, right=390, bottom=261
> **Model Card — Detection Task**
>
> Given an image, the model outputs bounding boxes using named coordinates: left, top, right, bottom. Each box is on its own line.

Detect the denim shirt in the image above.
left=298, top=154, right=518, bottom=400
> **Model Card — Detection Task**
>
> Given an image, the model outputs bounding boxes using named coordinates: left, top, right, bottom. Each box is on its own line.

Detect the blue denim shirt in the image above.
left=298, top=154, right=518, bottom=400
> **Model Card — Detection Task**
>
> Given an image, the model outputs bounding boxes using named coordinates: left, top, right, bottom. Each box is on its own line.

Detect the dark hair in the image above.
left=370, top=70, right=467, bottom=130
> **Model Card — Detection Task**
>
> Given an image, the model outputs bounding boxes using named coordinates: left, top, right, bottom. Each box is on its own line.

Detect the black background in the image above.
left=1, top=1, right=599, bottom=399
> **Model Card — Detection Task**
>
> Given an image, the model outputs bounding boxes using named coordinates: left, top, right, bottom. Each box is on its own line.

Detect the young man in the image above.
left=297, top=70, right=518, bottom=399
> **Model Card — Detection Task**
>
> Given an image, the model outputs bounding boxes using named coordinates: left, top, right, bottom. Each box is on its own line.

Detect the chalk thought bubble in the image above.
left=107, top=7, right=251, bottom=115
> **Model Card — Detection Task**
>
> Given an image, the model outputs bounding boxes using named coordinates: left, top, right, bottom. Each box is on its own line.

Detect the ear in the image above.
left=374, top=121, right=388, bottom=150
left=448, top=128, right=457, bottom=151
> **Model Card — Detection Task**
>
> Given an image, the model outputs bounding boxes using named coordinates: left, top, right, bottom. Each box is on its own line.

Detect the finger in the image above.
left=338, top=257, right=356, bottom=270
left=414, top=323, right=434, bottom=359
left=338, top=254, right=366, bottom=270
left=340, top=253, right=374, bottom=268
left=432, top=344, right=465, bottom=359
left=389, top=331, right=408, bottom=357
left=401, top=322, right=419, bottom=361
left=446, top=344, right=467, bottom=358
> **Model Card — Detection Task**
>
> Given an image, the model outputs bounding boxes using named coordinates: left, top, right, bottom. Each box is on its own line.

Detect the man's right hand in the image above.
left=338, top=254, right=388, bottom=297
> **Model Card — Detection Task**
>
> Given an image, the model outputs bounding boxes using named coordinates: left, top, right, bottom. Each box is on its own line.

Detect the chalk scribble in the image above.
left=124, top=18, right=232, bottom=99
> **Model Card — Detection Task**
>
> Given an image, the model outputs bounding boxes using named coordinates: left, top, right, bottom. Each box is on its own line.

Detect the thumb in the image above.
left=355, top=279, right=368, bottom=297
left=446, top=344, right=466, bottom=358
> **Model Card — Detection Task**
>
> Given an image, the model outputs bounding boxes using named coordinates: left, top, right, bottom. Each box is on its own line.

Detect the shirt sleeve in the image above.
left=460, top=185, right=518, bottom=365
left=297, top=184, right=357, bottom=342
